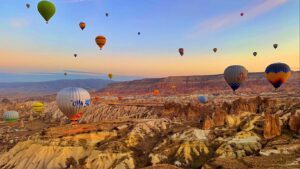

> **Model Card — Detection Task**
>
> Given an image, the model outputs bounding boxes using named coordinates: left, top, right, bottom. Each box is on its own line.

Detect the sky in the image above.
left=0, top=0, right=299, bottom=82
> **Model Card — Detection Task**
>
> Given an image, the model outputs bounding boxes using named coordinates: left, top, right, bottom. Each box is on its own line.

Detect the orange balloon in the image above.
left=79, top=22, right=86, bottom=30
left=153, top=89, right=160, bottom=96
left=95, top=35, right=106, bottom=50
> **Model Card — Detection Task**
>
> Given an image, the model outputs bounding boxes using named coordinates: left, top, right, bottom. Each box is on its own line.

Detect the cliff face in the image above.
left=97, top=72, right=300, bottom=96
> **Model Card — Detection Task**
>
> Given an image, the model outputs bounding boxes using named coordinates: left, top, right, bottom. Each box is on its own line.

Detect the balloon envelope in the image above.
left=37, top=0, right=56, bottom=23
left=56, top=87, right=91, bottom=123
left=32, top=102, right=44, bottom=114
left=273, top=44, right=278, bottom=49
left=153, top=89, right=160, bottom=96
left=179, top=48, right=184, bottom=56
left=213, top=48, right=217, bottom=53
left=224, top=65, right=248, bottom=91
left=26, top=3, right=30, bottom=8
left=108, top=73, right=113, bottom=80
left=240, top=13, right=244, bottom=16
left=198, top=96, right=208, bottom=103
left=79, top=22, right=86, bottom=30
left=265, top=63, right=291, bottom=89
left=253, top=52, right=257, bottom=56
left=95, top=35, right=106, bottom=50
left=3, top=111, right=19, bottom=122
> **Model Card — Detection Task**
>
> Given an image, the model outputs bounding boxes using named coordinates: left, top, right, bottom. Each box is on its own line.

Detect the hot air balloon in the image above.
left=3, top=111, right=19, bottom=122
left=105, top=13, right=109, bottom=17
left=95, top=35, right=106, bottom=50
left=138, top=32, right=141, bottom=35
left=32, top=102, right=44, bottom=114
left=56, top=87, right=91, bottom=125
left=213, top=48, right=218, bottom=53
left=153, top=89, right=160, bottom=96
left=37, top=0, right=56, bottom=24
left=79, top=22, right=85, bottom=30
left=64, top=72, right=67, bottom=76
left=26, top=3, right=30, bottom=8
left=179, top=48, right=184, bottom=56
left=224, top=65, right=248, bottom=92
left=198, top=95, right=208, bottom=103
left=253, top=52, right=257, bottom=57
left=273, top=44, right=278, bottom=49
left=265, top=63, right=291, bottom=90
left=108, top=73, right=113, bottom=80
left=74, top=54, right=77, bottom=58
left=240, top=13, right=244, bottom=16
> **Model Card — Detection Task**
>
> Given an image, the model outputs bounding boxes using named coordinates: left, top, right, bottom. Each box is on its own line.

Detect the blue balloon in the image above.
left=198, top=96, right=208, bottom=103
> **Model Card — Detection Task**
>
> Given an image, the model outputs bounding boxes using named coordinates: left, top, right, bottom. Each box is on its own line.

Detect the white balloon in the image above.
left=3, top=111, right=19, bottom=122
left=56, top=87, right=91, bottom=121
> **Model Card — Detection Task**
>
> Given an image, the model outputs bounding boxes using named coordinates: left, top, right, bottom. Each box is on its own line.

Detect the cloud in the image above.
left=10, top=18, right=30, bottom=28
left=188, top=0, right=288, bottom=38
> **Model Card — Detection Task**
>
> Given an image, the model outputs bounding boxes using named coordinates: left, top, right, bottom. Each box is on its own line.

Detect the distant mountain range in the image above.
left=98, top=71, right=300, bottom=96
left=0, top=79, right=111, bottom=98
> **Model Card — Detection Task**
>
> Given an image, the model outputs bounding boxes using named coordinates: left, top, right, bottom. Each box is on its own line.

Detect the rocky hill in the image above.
left=97, top=71, right=300, bottom=96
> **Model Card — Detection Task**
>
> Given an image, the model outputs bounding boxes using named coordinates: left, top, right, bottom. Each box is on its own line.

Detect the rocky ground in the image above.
left=0, top=92, right=299, bottom=169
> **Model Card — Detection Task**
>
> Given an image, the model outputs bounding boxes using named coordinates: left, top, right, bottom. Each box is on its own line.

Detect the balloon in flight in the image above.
left=273, top=44, right=278, bottom=49
left=64, top=72, right=67, bottom=76
left=3, top=111, right=19, bottom=122
left=213, top=48, right=218, bottom=53
left=32, top=102, right=44, bottom=114
left=56, top=87, right=91, bottom=124
left=240, top=13, right=244, bottom=16
left=74, top=54, right=77, bottom=58
left=105, top=13, right=109, bottom=17
left=178, top=48, right=184, bottom=56
left=198, top=95, right=208, bottom=103
left=265, top=63, right=291, bottom=90
left=108, top=73, right=113, bottom=80
left=138, top=32, right=141, bottom=35
left=153, top=89, right=160, bottom=96
left=37, top=0, right=56, bottom=24
left=224, top=65, right=248, bottom=92
left=253, top=52, right=257, bottom=57
left=95, top=35, right=106, bottom=50
left=26, top=3, right=30, bottom=8
left=79, top=22, right=86, bottom=30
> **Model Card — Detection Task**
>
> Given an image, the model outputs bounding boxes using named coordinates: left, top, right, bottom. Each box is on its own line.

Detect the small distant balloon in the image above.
left=108, top=73, right=113, bottom=80
left=273, top=44, right=278, bottom=49
left=213, top=48, right=218, bottom=53
left=153, top=89, right=160, bottom=96
left=37, top=0, right=56, bottom=24
left=198, top=95, right=208, bottom=103
left=95, top=35, right=106, bottom=50
left=105, top=13, right=109, bottom=17
left=79, top=22, right=86, bottom=30
left=178, top=48, right=184, bottom=56
left=253, top=52, right=257, bottom=57
left=240, top=13, right=244, bottom=16
left=26, top=3, right=30, bottom=8
left=138, top=32, right=141, bottom=35
left=74, top=54, right=77, bottom=58
left=64, top=72, right=67, bottom=76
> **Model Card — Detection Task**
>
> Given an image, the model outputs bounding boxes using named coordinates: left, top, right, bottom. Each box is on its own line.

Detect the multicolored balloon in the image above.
left=32, top=102, right=44, bottom=114
left=179, top=48, right=184, bottom=56
left=95, top=35, right=106, bottom=50
left=3, top=111, right=19, bottom=122
left=37, top=0, right=56, bottom=24
left=265, top=63, right=291, bottom=89
left=56, top=87, right=91, bottom=124
left=79, top=22, right=86, bottom=30
left=198, top=95, right=208, bottom=103
left=224, top=65, right=248, bottom=92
